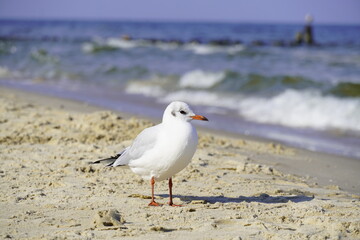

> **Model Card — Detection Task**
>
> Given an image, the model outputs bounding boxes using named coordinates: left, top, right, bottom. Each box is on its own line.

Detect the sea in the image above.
left=0, top=20, right=359, bottom=158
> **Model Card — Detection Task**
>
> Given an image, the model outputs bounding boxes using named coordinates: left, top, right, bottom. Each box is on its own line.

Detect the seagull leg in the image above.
left=168, top=177, right=182, bottom=206
left=148, top=176, right=162, bottom=206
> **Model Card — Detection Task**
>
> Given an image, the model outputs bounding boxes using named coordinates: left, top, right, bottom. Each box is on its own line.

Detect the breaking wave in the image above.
left=125, top=74, right=360, bottom=132
left=239, top=89, right=360, bottom=131
left=81, top=37, right=245, bottom=55
left=124, top=68, right=360, bottom=133
left=162, top=89, right=360, bottom=132
left=179, top=70, right=226, bottom=89
left=184, top=43, right=245, bottom=55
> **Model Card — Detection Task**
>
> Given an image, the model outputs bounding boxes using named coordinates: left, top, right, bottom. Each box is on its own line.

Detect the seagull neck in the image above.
left=163, top=117, right=189, bottom=127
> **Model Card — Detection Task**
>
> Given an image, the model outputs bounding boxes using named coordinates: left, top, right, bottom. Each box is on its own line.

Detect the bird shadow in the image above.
left=158, top=193, right=314, bottom=204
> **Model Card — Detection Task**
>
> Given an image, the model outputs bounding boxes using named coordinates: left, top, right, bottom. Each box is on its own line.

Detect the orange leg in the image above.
left=148, top=176, right=162, bottom=206
left=168, top=177, right=182, bottom=207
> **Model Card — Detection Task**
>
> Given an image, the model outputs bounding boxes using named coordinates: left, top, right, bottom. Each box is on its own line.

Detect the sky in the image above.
left=0, top=0, right=359, bottom=24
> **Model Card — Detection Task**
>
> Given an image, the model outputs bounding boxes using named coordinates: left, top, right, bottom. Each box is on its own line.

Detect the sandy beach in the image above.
left=1, top=86, right=359, bottom=239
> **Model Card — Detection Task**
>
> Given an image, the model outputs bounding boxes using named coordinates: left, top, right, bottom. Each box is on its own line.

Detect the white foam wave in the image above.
left=81, top=43, right=94, bottom=53
left=179, top=70, right=225, bottom=89
left=238, top=89, right=360, bottom=131
left=82, top=38, right=144, bottom=53
left=161, top=90, right=238, bottom=109
left=185, top=43, right=245, bottom=55
left=127, top=78, right=360, bottom=132
left=106, top=38, right=139, bottom=49
left=125, top=82, right=165, bottom=97
left=0, top=66, right=11, bottom=78
left=82, top=37, right=246, bottom=55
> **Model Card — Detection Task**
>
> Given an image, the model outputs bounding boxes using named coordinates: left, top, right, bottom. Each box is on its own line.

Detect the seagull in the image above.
left=94, top=101, right=208, bottom=206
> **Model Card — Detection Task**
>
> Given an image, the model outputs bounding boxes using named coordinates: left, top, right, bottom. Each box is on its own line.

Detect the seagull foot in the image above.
left=169, top=202, right=182, bottom=207
left=148, top=201, right=162, bottom=207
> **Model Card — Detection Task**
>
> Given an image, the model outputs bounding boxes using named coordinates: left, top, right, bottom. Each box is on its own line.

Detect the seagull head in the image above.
left=163, top=101, right=208, bottom=123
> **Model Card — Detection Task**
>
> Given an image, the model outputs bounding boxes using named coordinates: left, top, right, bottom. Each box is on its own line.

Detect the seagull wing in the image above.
left=110, top=124, right=161, bottom=167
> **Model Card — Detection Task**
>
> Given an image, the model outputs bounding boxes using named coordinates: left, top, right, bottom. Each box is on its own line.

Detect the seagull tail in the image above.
left=92, top=153, right=122, bottom=166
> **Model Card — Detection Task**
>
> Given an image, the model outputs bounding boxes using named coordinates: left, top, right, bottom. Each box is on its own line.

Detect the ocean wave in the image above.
left=236, top=74, right=321, bottom=95
left=126, top=82, right=165, bottom=97
left=291, top=48, right=360, bottom=68
left=0, top=41, right=17, bottom=55
left=30, top=49, right=59, bottom=64
left=109, top=64, right=360, bottom=133
left=82, top=37, right=170, bottom=53
left=125, top=76, right=177, bottom=97
left=184, top=43, right=245, bottom=55
left=161, top=90, right=238, bottom=108
left=0, top=66, right=12, bottom=78
left=154, top=87, right=360, bottom=132
left=179, top=70, right=226, bottom=89
left=329, top=82, right=360, bottom=98
left=153, top=42, right=180, bottom=51
left=177, top=70, right=360, bottom=99
left=106, top=38, right=141, bottom=49
left=81, top=37, right=246, bottom=55
left=238, top=89, right=360, bottom=131
left=82, top=42, right=119, bottom=53
left=178, top=70, right=321, bottom=94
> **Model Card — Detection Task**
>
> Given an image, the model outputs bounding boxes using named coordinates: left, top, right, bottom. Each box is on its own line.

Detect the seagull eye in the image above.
left=180, top=110, right=187, bottom=115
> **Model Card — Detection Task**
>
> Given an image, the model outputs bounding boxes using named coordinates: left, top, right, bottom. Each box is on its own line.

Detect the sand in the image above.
left=1, top=87, right=359, bottom=239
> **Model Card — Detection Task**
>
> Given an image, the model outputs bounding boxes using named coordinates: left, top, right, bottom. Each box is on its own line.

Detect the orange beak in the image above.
left=191, top=115, right=209, bottom=121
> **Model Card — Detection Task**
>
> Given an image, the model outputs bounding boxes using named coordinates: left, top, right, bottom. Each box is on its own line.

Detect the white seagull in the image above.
left=94, top=101, right=208, bottom=206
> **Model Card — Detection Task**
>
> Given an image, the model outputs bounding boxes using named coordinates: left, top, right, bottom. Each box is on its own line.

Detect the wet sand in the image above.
left=1, top=87, right=359, bottom=239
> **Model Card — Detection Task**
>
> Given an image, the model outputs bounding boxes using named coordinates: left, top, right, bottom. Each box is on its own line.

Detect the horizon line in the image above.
left=1, top=17, right=359, bottom=26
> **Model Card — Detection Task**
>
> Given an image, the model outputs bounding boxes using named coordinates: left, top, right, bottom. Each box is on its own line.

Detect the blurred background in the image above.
left=0, top=0, right=359, bottom=158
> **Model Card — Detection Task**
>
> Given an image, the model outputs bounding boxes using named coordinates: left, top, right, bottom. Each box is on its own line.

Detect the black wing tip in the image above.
left=91, top=159, right=104, bottom=164
left=106, top=162, right=115, bottom=167
left=91, top=153, right=122, bottom=165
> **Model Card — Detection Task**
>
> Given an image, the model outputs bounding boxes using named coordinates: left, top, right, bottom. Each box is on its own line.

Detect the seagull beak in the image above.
left=191, top=115, right=209, bottom=121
